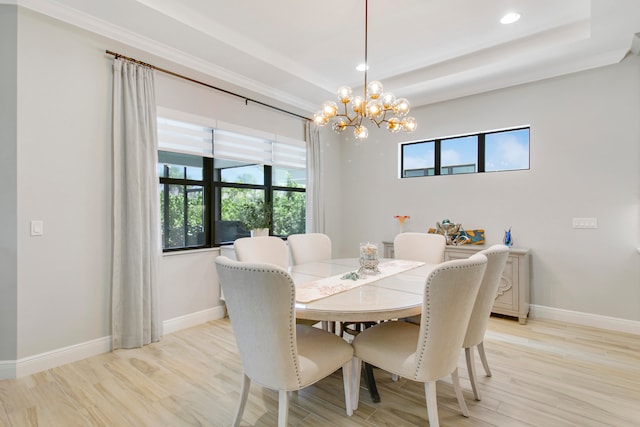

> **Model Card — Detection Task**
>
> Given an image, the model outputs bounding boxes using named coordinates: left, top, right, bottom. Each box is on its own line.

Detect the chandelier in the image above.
left=313, top=0, right=417, bottom=140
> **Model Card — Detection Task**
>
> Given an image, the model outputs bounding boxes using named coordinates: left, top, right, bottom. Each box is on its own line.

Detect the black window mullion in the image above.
left=161, top=164, right=170, bottom=248
left=204, top=157, right=214, bottom=247
left=162, top=185, right=170, bottom=249
left=434, top=140, right=442, bottom=175
left=264, top=165, right=273, bottom=234
left=478, top=133, right=486, bottom=173
left=272, top=186, right=305, bottom=193
left=182, top=166, right=189, bottom=246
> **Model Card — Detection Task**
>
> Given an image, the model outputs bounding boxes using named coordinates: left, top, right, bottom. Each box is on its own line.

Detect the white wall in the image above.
left=331, top=56, right=640, bottom=322
left=6, top=6, right=310, bottom=371
left=160, top=249, right=220, bottom=322
left=16, top=8, right=114, bottom=358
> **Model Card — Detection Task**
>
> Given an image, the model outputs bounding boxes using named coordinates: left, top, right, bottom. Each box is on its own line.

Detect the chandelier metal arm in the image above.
left=363, top=0, right=368, bottom=107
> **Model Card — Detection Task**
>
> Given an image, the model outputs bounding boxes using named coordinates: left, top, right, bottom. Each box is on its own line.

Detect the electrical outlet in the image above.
left=572, top=218, right=597, bottom=229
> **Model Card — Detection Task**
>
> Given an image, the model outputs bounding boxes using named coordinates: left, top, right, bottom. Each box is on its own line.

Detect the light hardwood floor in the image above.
left=1, top=316, right=639, bottom=426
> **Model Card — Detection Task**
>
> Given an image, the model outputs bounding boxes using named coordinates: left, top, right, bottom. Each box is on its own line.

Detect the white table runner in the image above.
left=295, top=260, right=425, bottom=303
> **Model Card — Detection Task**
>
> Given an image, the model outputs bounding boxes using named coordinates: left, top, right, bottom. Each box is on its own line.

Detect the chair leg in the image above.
left=278, top=390, right=289, bottom=427
left=351, top=358, right=362, bottom=411
left=232, top=374, right=251, bottom=427
left=341, top=360, right=354, bottom=416
left=465, top=346, right=481, bottom=401
left=424, top=381, right=440, bottom=427
left=477, top=341, right=492, bottom=377
left=451, top=368, right=470, bottom=417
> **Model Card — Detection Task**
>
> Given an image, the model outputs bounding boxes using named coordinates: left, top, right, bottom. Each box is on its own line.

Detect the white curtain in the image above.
left=305, top=121, right=325, bottom=233
left=111, top=58, right=162, bottom=349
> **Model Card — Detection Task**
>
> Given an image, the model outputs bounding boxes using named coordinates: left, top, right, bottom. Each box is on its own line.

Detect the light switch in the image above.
left=30, top=220, right=44, bottom=236
left=572, top=217, right=597, bottom=229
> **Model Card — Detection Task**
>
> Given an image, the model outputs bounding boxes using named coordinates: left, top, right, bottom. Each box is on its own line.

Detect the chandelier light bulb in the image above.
left=354, top=125, right=368, bottom=140
left=313, top=111, right=328, bottom=126
left=367, top=100, right=383, bottom=118
left=387, top=117, right=401, bottom=132
left=401, top=116, right=417, bottom=132
left=337, top=86, right=353, bottom=103
left=321, top=101, right=338, bottom=118
left=381, top=92, right=396, bottom=109
left=352, top=96, right=365, bottom=114
left=332, top=119, right=347, bottom=133
left=393, top=98, right=410, bottom=116
left=367, top=80, right=383, bottom=99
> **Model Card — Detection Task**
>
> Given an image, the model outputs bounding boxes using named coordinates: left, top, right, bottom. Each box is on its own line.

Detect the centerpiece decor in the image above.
left=358, top=242, right=380, bottom=275
left=394, top=215, right=410, bottom=233
left=435, top=219, right=471, bottom=245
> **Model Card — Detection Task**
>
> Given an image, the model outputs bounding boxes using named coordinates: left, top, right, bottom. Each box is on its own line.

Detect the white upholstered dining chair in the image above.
left=351, top=254, right=488, bottom=427
left=234, top=235, right=318, bottom=327
left=288, top=233, right=335, bottom=331
left=393, top=232, right=446, bottom=263
left=394, top=232, right=446, bottom=328
left=463, top=244, right=510, bottom=401
left=288, top=233, right=332, bottom=265
left=234, top=235, right=289, bottom=269
left=215, top=256, right=354, bottom=427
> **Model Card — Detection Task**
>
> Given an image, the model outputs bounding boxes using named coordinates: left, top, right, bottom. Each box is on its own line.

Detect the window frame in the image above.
left=157, top=112, right=307, bottom=252
left=213, top=164, right=306, bottom=244
left=400, top=126, right=530, bottom=178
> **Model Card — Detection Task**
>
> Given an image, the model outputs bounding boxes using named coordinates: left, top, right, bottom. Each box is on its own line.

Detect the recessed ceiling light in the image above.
left=500, top=12, right=521, bottom=24
left=356, top=63, right=369, bottom=72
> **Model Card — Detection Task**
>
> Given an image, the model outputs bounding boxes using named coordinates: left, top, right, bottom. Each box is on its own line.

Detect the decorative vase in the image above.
left=250, top=228, right=269, bottom=237
left=357, top=242, right=380, bottom=275
left=503, top=228, right=513, bottom=247
left=394, top=215, right=410, bottom=234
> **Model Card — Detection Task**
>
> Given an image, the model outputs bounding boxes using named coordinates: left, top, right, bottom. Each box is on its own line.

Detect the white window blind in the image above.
left=273, top=135, right=306, bottom=169
left=157, top=117, right=213, bottom=157
left=157, top=108, right=306, bottom=169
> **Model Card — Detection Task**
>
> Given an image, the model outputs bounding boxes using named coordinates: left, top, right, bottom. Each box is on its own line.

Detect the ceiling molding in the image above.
left=12, top=0, right=318, bottom=113
left=7, top=0, right=640, bottom=114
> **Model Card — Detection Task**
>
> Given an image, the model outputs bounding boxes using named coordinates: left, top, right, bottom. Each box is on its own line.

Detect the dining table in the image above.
left=289, top=257, right=437, bottom=402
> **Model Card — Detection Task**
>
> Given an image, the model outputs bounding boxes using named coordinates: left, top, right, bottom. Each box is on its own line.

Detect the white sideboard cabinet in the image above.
left=382, top=242, right=531, bottom=324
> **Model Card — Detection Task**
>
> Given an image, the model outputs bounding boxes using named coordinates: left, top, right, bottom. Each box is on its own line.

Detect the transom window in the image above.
left=400, top=127, right=529, bottom=178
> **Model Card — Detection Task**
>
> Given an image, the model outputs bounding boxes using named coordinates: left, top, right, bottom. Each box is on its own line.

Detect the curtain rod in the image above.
left=105, top=50, right=311, bottom=121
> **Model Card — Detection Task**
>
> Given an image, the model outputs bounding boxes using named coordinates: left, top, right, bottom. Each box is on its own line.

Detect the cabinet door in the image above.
left=491, top=255, right=519, bottom=317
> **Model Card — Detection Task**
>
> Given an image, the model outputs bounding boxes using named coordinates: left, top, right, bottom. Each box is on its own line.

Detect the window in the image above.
left=213, top=160, right=306, bottom=244
left=157, top=111, right=306, bottom=251
left=402, top=141, right=434, bottom=177
left=400, top=127, right=529, bottom=178
left=484, top=128, right=530, bottom=172
left=158, top=151, right=208, bottom=250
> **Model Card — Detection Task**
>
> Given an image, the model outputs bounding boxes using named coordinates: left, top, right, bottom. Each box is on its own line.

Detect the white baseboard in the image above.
left=530, top=304, right=640, bottom=335
left=162, top=306, right=226, bottom=335
left=7, top=304, right=633, bottom=380
left=0, top=305, right=227, bottom=380
left=15, top=336, right=112, bottom=378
